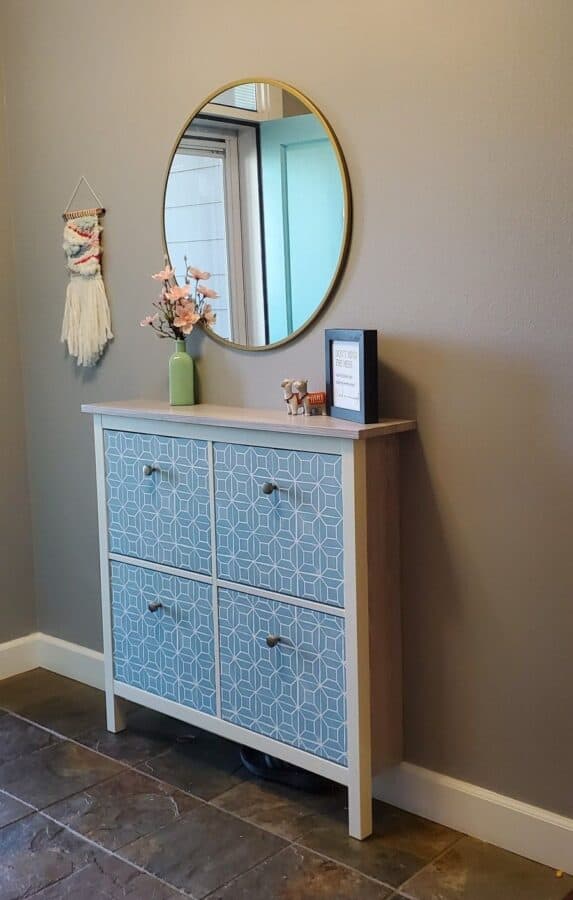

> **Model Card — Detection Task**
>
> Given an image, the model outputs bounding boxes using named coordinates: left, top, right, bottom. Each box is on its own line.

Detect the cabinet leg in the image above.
left=348, top=780, right=373, bottom=840
left=106, top=692, right=127, bottom=733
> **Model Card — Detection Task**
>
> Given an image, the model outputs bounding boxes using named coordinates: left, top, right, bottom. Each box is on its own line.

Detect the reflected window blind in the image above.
left=212, top=83, right=257, bottom=111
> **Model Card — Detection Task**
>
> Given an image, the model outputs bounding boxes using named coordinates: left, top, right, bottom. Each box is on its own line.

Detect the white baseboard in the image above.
left=36, top=633, right=104, bottom=690
left=0, top=633, right=41, bottom=680
left=1, top=634, right=570, bottom=873
left=0, top=632, right=104, bottom=691
left=374, top=762, right=572, bottom=874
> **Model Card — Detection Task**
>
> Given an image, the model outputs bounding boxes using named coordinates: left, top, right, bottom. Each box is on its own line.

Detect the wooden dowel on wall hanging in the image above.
left=62, top=207, right=105, bottom=221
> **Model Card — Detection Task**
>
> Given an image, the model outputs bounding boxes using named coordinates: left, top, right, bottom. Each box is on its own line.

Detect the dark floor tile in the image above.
left=76, top=706, right=196, bottom=765
left=46, top=769, right=199, bottom=851
left=0, top=667, right=116, bottom=739
left=31, top=852, right=181, bottom=898
left=298, top=798, right=460, bottom=888
left=0, top=811, right=103, bottom=899
left=126, top=705, right=199, bottom=739
left=0, top=790, right=34, bottom=828
left=210, top=844, right=392, bottom=898
left=0, top=668, right=81, bottom=712
left=119, top=802, right=286, bottom=898
left=17, top=683, right=110, bottom=738
left=401, top=836, right=573, bottom=899
left=0, top=740, right=123, bottom=808
left=213, top=775, right=346, bottom=840
left=0, top=712, right=61, bottom=764
left=135, top=728, right=247, bottom=800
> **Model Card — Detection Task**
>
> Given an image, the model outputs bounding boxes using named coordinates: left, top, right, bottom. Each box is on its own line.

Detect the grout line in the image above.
left=36, top=784, right=287, bottom=899
left=0, top=708, right=294, bottom=850
left=0, top=709, right=209, bottom=809
left=201, top=844, right=289, bottom=899
left=2, top=718, right=204, bottom=795
left=0, top=784, right=39, bottom=813
left=0, top=696, right=464, bottom=897
left=0, top=781, right=187, bottom=899
left=209, top=793, right=289, bottom=835
left=394, top=834, right=466, bottom=898
left=1, top=706, right=154, bottom=771
left=25, top=862, right=97, bottom=899
left=0, top=699, right=408, bottom=895
left=36, top=807, right=192, bottom=898
left=76, top=717, right=196, bottom=761
left=86, top=740, right=176, bottom=768
left=200, top=763, right=249, bottom=806
left=0, top=709, right=136, bottom=758
left=290, top=839, right=395, bottom=893
left=0, top=707, right=294, bottom=843
left=0, top=736, right=131, bottom=815
left=0, top=773, right=120, bottom=814
left=131, top=743, right=185, bottom=771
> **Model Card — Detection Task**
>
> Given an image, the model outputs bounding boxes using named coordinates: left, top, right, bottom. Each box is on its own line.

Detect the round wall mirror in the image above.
left=163, top=79, right=351, bottom=351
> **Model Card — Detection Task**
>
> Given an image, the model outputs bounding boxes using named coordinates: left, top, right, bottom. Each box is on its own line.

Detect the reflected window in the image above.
left=165, top=140, right=231, bottom=339
left=165, top=122, right=262, bottom=343
left=212, top=83, right=258, bottom=112
left=165, top=122, right=266, bottom=345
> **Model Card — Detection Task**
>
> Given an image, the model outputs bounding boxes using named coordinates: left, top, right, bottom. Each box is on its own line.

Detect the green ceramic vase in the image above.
left=169, top=340, right=195, bottom=406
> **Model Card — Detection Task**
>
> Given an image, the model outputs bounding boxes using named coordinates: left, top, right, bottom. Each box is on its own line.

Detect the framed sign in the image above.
left=325, top=329, right=379, bottom=423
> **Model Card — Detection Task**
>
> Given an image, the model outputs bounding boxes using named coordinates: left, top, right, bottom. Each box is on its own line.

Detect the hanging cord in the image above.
left=62, top=175, right=106, bottom=220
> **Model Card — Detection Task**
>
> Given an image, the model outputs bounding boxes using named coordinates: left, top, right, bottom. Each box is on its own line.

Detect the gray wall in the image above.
left=0, top=56, right=36, bottom=641
left=1, top=1, right=572, bottom=816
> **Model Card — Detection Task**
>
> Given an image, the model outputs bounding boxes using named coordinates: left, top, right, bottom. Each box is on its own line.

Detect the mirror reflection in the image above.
left=164, top=81, right=349, bottom=349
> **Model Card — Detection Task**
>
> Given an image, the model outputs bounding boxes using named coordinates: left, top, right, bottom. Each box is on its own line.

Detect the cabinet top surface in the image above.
left=81, top=400, right=416, bottom=441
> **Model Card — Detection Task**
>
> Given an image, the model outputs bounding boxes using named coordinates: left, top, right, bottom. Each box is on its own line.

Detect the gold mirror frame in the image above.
left=162, top=77, right=352, bottom=352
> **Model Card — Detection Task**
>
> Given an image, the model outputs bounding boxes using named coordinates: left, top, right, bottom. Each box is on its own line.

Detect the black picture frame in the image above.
left=325, top=329, right=378, bottom=424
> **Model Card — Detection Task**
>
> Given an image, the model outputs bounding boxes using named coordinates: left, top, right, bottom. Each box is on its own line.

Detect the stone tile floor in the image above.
left=0, top=669, right=570, bottom=899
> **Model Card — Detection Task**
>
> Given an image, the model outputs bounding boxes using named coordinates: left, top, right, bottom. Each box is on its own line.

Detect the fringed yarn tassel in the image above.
left=61, top=275, right=113, bottom=367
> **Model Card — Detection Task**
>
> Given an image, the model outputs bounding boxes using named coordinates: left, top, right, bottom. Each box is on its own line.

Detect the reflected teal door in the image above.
left=260, top=115, right=344, bottom=343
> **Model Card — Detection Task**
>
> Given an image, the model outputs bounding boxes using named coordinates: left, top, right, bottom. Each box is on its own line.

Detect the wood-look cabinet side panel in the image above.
left=367, top=435, right=403, bottom=771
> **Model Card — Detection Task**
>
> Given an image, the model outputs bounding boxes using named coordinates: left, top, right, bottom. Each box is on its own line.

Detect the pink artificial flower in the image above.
left=167, top=285, right=190, bottom=302
left=140, top=315, right=156, bottom=327
left=187, top=266, right=211, bottom=281
left=152, top=265, right=175, bottom=281
left=174, top=305, right=200, bottom=335
left=197, top=284, right=219, bottom=300
left=175, top=297, right=197, bottom=314
left=202, top=303, right=216, bottom=327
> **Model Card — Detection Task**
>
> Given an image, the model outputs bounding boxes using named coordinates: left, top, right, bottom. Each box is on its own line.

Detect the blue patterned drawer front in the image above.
left=219, top=589, right=347, bottom=764
left=214, top=443, right=344, bottom=607
left=110, top=561, right=216, bottom=714
left=105, top=430, right=211, bottom=574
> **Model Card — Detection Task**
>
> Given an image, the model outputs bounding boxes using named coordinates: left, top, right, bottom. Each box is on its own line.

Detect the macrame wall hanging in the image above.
left=61, top=176, right=113, bottom=366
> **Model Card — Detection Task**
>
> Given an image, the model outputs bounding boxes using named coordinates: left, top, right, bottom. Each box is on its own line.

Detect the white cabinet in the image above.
left=84, top=400, right=415, bottom=839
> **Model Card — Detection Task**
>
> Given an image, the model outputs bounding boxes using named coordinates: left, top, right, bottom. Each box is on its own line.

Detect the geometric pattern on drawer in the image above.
left=214, top=443, right=344, bottom=607
left=218, top=588, right=347, bottom=764
left=105, top=430, right=211, bottom=575
left=110, top=561, right=216, bottom=714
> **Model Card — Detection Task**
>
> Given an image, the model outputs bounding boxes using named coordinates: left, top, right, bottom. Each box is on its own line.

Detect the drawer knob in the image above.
left=266, top=634, right=281, bottom=648
left=147, top=601, right=163, bottom=613
left=143, top=464, right=158, bottom=477
left=261, top=482, right=278, bottom=495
